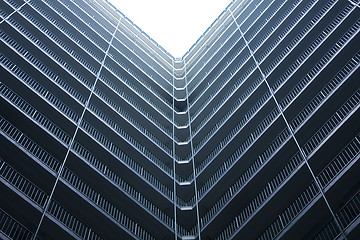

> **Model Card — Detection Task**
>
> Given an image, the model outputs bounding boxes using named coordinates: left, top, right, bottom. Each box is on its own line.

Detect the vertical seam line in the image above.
left=32, top=15, right=122, bottom=240
left=229, top=7, right=348, bottom=240
left=0, top=0, right=31, bottom=25
left=184, top=59, right=202, bottom=239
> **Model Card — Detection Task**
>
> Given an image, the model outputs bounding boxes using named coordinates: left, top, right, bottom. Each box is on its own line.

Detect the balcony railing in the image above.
left=187, top=0, right=343, bottom=137
left=200, top=129, right=294, bottom=229
left=193, top=86, right=270, bottom=159
left=54, top=0, right=174, bottom=93
left=92, top=87, right=173, bottom=154
left=0, top=60, right=187, bottom=206
left=28, top=0, right=105, bottom=61
left=186, top=25, right=240, bottom=87
left=0, top=207, right=37, bottom=240
left=74, top=0, right=174, bottom=72
left=288, top=54, right=360, bottom=132
left=314, top=189, right=360, bottom=240
left=0, top=40, right=183, bottom=177
left=244, top=0, right=288, bottom=42
left=18, top=6, right=101, bottom=72
left=198, top=84, right=360, bottom=230
left=195, top=105, right=281, bottom=192
left=190, top=5, right=360, bottom=177
left=256, top=182, right=320, bottom=240
left=217, top=89, right=360, bottom=239
left=265, top=1, right=353, bottom=84
left=5, top=17, right=95, bottom=88
left=0, top=30, right=89, bottom=106
left=0, top=27, right=171, bottom=154
left=33, top=0, right=175, bottom=113
left=257, top=132, right=360, bottom=240
left=0, top=159, right=103, bottom=239
left=189, top=51, right=252, bottom=121
left=55, top=0, right=111, bottom=43
left=251, top=0, right=314, bottom=53
left=98, top=75, right=172, bottom=135
left=0, top=115, right=178, bottom=236
left=191, top=75, right=263, bottom=139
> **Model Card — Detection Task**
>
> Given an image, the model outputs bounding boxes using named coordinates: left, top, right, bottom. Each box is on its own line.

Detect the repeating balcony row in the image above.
left=18, top=3, right=102, bottom=71
left=27, top=0, right=106, bottom=53
left=256, top=137, right=360, bottom=240
left=0, top=27, right=182, bottom=159
left=0, top=110, right=181, bottom=236
left=186, top=0, right=340, bottom=128
left=0, top=158, right=104, bottom=240
left=29, top=0, right=178, bottom=112
left=4, top=0, right=344, bottom=105
left=0, top=3, right=334, bottom=174
left=0, top=114, right=188, bottom=237
left=72, top=0, right=174, bottom=68
left=186, top=0, right=264, bottom=97
left=263, top=1, right=354, bottom=87
left=83, top=0, right=121, bottom=25
left=245, top=0, right=336, bottom=67
left=194, top=90, right=274, bottom=175
left=154, top=14, right=360, bottom=184
left=182, top=1, right=237, bottom=73
left=240, top=0, right=289, bottom=44
left=185, top=0, right=279, bottom=85
left=0, top=39, right=190, bottom=185
left=193, top=60, right=360, bottom=216
left=185, top=15, right=240, bottom=87
left=188, top=41, right=251, bottom=117
left=190, top=72, right=262, bottom=143
left=183, top=0, right=264, bottom=75
left=50, top=0, right=304, bottom=99
left=48, top=0, right=174, bottom=85
left=2, top=30, right=356, bottom=229
left=4, top=0, right=358, bottom=174
left=0, top=74, right=182, bottom=199
left=2, top=0, right=358, bottom=185
left=0, top=0, right=358, bottom=238
left=1, top=0, right=31, bottom=20
left=198, top=0, right=339, bottom=107
left=0, top=207, right=37, bottom=240
left=190, top=23, right=359, bottom=182
left=200, top=127, right=291, bottom=230
left=185, top=0, right=311, bottom=96
left=80, top=0, right=174, bottom=77
left=314, top=189, right=360, bottom=240
left=249, top=0, right=318, bottom=56
left=25, top=0, right=176, bottom=113
left=0, top=58, right=191, bottom=207
left=0, top=29, right=89, bottom=105
left=0, top=44, right=178, bottom=179
left=0, top=108, right=198, bottom=237
left=276, top=21, right=360, bottom=112
left=186, top=0, right=294, bottom=90
left=11, top=0, right=344, bottom=131
left=2, top=16, right=95, bottom=89
left=216, top=114, right=360, bottom=240
left=0, top=27, right=304, bottom=217
left=4, top=0, right=262, bottom=135
left=183, top=9, right=230, bottom=67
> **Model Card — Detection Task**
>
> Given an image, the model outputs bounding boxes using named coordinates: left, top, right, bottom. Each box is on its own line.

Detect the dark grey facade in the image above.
left=0, top=0, right=360, bottom=239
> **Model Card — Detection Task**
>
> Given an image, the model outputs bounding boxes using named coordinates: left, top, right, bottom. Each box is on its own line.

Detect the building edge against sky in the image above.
left=104, top=0, right=236, bottom=59
left=109, top=0, right=233, bottom=58
left=0, top=0, right=360, bottom=239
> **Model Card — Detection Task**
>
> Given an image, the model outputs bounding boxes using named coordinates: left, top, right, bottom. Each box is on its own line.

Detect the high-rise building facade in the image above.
left=0, top=0, right=360, bottom=239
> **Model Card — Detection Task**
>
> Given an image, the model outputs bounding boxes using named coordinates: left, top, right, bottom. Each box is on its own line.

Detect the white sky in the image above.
left=110, top=0, right=232, bottom=58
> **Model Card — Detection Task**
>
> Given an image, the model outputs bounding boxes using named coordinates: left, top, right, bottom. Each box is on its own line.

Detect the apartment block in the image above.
left=0, top=0, right=360, bottom=239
